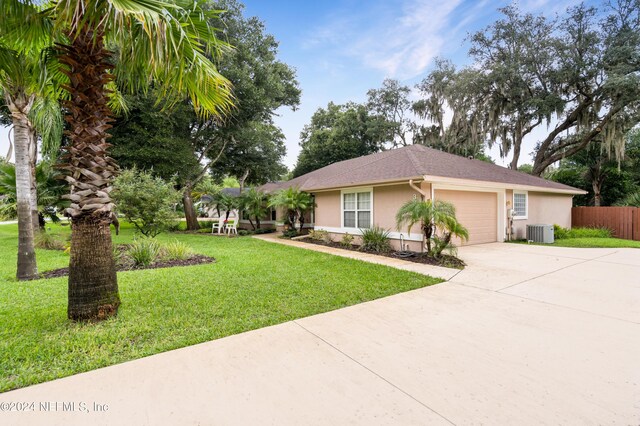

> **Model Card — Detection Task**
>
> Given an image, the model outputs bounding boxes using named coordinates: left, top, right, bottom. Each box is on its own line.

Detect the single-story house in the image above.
left=260, top=145, right=585, bottom=251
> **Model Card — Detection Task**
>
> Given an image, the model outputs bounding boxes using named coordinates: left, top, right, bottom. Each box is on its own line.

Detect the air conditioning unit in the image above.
left=526, top=224, right=555, bottom=244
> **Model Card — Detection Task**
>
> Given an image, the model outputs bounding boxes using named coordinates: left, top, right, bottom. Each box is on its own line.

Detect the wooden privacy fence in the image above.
left=571, top=207, right=640, bottom=241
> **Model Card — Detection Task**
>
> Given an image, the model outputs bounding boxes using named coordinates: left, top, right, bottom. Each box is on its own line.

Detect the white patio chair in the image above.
left=211, top=218, right=223, bottom=234
left=225, top=218, right=238, bottom=236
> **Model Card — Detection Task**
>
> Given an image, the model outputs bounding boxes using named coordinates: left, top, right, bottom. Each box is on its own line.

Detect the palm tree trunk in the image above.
left=28, top=129, right=40, bottom=232
left=6, top=94, right=38, bottom=280
left=182, top=185, right=199, bottom=231
left=256, top=217, right=261, bottom=229
left=58, top=25, right=120, bottom=321
left=423, top=223, right=433, bottom=254
left=68, top=215, right=119, bottom=319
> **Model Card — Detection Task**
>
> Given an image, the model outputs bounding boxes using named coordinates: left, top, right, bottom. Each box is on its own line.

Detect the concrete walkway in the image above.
left=1, top=243, right=638, bottom=425
left=253, top=232, right=460, bottom=280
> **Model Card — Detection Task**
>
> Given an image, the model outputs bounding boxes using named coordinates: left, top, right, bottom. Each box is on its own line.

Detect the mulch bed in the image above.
left=299, top=238, right=465, bottom=269
left=41, top=254, right=216, bottom=279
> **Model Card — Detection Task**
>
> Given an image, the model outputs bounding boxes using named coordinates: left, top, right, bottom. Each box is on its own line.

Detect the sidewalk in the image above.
left=252, top=233, right=460, bottom=280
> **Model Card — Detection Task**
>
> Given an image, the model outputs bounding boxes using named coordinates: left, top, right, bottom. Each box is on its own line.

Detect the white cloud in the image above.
left=303, top=0, right=466, bottom=79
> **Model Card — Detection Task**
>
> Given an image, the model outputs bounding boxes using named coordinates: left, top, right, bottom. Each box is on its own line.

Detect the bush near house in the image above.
left=112, top=168, right=181, bottom=237
left=360, top=226, right=392, bottom=253
left=340, top=233, right=354, bottom=248
left=554, top=225, right=612, bottom=239
left=308, top=229, right=332, bottom=244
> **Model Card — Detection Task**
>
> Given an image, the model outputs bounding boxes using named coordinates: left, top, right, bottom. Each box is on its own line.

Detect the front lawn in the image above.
left=549, top=237, right=640, bottom=248
left=0, top=222, right=441, bottom=393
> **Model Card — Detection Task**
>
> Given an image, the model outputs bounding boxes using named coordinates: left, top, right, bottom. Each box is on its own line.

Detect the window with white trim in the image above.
left=513, top=191, right=528, bottom=219
left=343, top=190, right=371, bottom=229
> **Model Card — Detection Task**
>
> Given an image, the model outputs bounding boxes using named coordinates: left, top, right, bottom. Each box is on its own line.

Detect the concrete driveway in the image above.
left=1, top=244, right=638, bottom=425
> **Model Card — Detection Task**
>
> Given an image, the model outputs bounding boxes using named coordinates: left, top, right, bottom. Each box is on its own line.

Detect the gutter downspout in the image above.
left=409, top=179, right=428, bottom=200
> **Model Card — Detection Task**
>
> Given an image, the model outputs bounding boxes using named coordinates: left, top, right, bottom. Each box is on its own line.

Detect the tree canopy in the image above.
left=292, top=102, right=388, bottom=177
left=415, top=2, right=640, bottom=175
left=109, top=0, right=299, bottom=189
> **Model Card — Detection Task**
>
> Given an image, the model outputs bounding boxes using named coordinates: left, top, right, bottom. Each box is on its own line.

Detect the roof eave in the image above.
left=303, top=176, right=425, bottom=192
left=422, top=175, right=587, bottom=195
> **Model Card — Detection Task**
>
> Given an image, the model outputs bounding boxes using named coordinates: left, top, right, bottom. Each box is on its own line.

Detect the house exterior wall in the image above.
left=373, top=184, right=422, bottom=232
left=312, top=181, right=574, bottom=248
left=314, top=191, right=341, bottom=228
left=506, top=189, right=573, bottom=239
left=313, top=183, right=425, bottom=251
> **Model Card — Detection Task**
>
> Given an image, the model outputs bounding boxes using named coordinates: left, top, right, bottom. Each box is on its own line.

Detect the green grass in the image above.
left=550, top=237, right=640, bottom=248
left=0, top=222, right=441, bottom=392
left=509, top=237, right=640, bottom=248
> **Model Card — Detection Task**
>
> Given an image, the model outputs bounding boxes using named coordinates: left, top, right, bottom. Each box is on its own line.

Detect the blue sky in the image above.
left=0, top=0, right=591, bottom=168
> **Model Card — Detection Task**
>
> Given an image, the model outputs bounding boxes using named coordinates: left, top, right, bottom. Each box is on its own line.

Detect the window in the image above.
left=343, top=190, right=372, bottom=229
left=271, top=208, right=277, bottom=221
left=513, top=191, right=528, bottom=219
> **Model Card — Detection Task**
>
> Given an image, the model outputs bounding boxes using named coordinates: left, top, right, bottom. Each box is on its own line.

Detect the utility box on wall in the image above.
left=526, top=224, right=555, bottom=244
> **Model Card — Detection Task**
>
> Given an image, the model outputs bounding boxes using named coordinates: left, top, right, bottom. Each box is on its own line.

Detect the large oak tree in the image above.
left=415, top=2, right=640, bottom=175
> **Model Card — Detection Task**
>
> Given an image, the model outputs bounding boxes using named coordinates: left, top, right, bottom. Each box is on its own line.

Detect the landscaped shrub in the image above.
left=308, top=229, right=329, bottom=241
left=198, top=220, right=218, bottom=230
left=112, top=245, right=128, bottom=267
left=167, top=221, right=186, bottom=232
left=567, top=227, right=612, bottom=239
left=112, top=168, right=181, bottom=237
left=554, top=224, right=570, bottom=239
left=340, top=233, right=354, bottom=248
left=554, top=225, right=611, bottom=239
left=281, top=229, right=299, bottom=239
left=162, top=240, right=194, bottom=261
left=127, top=238, right=161, bottom=266
left=360, top=226, right=392, bottom=253
left=34, top=232, right=65, bottom=250
left=254, top=228, right=275, bottom=235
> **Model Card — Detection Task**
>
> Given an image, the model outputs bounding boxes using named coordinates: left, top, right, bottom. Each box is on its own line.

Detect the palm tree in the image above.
left=395, top=199, right=468, bottom=256
left=1, top=3, right=65, bottom=280
left=616, top=191, right=640, bottom=207
left=211, top=191, right=237, bottom=221
left=0, top=161, right=68, bottom=226
left=3, top=0, right=233, bottom=320
left=239, top=188, right=268, bottom=230
left=0, top=49, right=41, bottom=279
left=432, top=215, right=469, bottom=258
left=269, top=186, right=314, bottom=232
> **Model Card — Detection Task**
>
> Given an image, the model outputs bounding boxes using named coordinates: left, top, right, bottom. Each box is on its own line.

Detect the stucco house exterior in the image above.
left=261, top=145, right=586, bottom=251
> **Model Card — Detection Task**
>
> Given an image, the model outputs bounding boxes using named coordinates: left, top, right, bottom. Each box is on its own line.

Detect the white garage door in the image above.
left=434, top=190, right=497, bottom=245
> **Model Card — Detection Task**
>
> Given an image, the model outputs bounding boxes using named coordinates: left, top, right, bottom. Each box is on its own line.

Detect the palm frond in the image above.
left=0, top=0, right=54, bottom=54
left=52, top=0, right=237, bottom=118
left=29, top=96, right=63, bottom=159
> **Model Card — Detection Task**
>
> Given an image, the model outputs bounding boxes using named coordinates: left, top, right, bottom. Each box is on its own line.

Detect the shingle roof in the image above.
left=220, top=187, right=241, bottom=197
left=263, top=145, right=583, bottom=193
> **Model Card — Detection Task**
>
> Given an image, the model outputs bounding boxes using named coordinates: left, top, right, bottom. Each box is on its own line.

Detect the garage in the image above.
left=434, top=189, right=498, bottom=245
